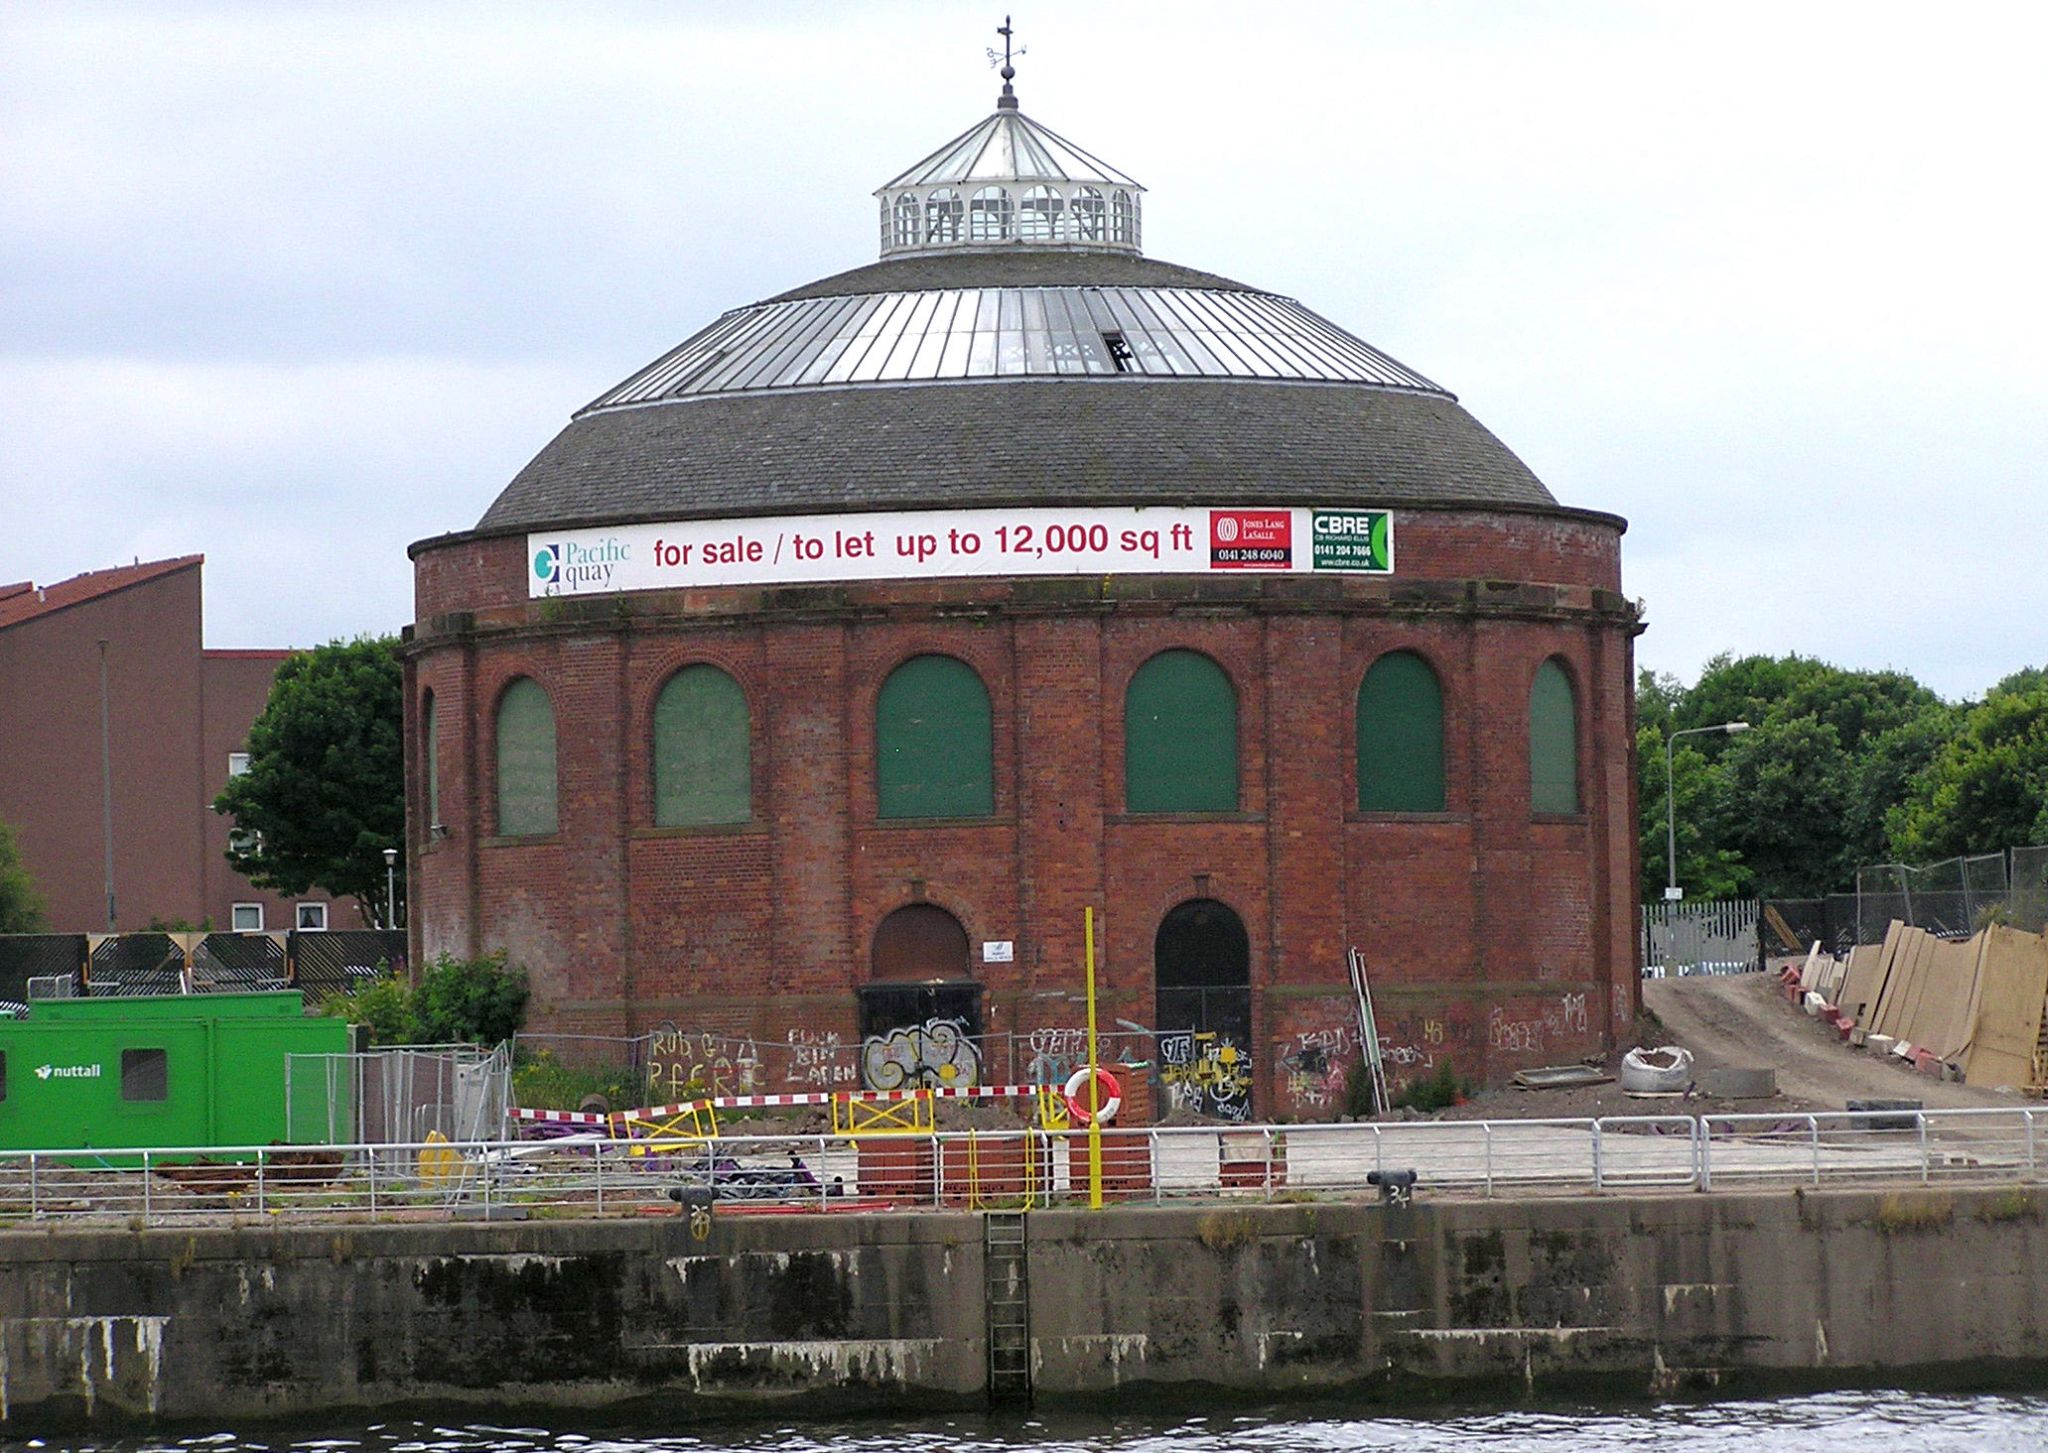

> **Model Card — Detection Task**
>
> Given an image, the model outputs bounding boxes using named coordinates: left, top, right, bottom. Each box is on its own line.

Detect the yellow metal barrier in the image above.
left=832, top=1091, right=934, bottom=1136
left=617, top=1099, right=719, bottom=1154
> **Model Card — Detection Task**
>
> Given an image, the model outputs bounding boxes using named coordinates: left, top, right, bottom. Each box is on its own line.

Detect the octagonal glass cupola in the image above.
left=874, top=79, right=1144, bottom=259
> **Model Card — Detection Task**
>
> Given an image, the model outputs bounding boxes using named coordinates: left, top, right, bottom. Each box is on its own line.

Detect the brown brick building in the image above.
left=405, top=83, right=1642, bottom=1118
left=0, top=557, right=337, bottom=934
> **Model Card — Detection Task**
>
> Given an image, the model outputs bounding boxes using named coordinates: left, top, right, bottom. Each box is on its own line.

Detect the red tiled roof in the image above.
left=0, top=556, right=203, bottom=631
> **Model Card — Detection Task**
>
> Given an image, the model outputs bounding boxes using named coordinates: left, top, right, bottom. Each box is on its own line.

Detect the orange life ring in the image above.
left=1062, top=1066, right=1122, bottom=1126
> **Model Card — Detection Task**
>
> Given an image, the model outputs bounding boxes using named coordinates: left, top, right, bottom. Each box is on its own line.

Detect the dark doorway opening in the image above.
left=1154, top=898, right=1254, bottom=1120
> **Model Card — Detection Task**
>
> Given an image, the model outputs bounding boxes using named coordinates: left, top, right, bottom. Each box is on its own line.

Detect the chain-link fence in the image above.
left=286, top=1043, right=511, bottom=1145
left=1766, top=845, right=2048, bottom=950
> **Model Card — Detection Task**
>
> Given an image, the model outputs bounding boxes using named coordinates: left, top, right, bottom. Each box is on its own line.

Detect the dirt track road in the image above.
left=1642, top=970, right=2020, bottom=1111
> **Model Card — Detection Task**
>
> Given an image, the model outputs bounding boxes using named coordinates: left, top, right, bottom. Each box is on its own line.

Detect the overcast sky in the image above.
left=5, top=1, right=2044, bottom=700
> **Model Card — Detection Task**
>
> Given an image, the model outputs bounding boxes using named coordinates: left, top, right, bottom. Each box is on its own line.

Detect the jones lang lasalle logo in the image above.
left=533, top=538, right=629, bottom=592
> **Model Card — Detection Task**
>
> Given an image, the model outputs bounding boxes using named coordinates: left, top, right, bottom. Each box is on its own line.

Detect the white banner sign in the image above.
left=528, top=506, right=1391, bottom=597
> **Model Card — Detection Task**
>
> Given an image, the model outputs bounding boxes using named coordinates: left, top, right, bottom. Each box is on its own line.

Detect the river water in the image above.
left=8, top=1394, right=2048, bottom=1453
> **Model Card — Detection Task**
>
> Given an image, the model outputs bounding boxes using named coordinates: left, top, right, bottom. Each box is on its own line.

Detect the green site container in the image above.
left=0, top=991, right=352, bottom=1154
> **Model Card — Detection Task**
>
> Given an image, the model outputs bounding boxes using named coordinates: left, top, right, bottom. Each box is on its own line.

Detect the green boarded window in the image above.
left=1357, top=651, right=1446, bottom=812
left=1126, top=650, right=1238, bottom=813
left=496, top=677, right=558, bottom=836
left=876, top=656, right=994, bottom=819
left=422, top=692, right=440, bottom=830
left=654, top=665, right=752, bottom=826
left=1529, top=658, right=1579, bottom=814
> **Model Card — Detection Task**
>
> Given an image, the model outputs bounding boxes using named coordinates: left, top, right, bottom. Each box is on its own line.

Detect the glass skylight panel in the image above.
left=581, top=287, right=1448, bottom=410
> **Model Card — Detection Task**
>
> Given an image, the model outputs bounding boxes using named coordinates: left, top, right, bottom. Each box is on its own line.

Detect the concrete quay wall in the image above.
left=4, top=1188, right=2044, bottom=1428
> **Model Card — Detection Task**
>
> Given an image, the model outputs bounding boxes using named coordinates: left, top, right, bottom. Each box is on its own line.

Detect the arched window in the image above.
left=1356, top=651, right=1445, bottom=812
left=891, top=193, right=920, bottom=249
left=495, top=677, right=557, bottom=837
left=876, top=655, right=994, bottom=819
left=1529, top=658, right=1579, bottom=814
left=1018, top=185, right=1062, bottom=241
left=871, top=903, right=971, bottom=980
left=1071, top=186, right=1105, bottom=241
left=1125, top=650, right=1238, bottom=812
left=421, top=690, right=440, bottom=832
left=925, top=188, right=963, bottom=244
left=653, top=664, right=751, bottom=827
left=1111, top=189, right=1135, bottom=244
left=969, top=186, right=1011, bottom=242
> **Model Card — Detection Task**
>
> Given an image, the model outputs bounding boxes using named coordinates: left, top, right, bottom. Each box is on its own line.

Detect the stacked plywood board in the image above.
left=1844, top=920, right=2048, bottom=1087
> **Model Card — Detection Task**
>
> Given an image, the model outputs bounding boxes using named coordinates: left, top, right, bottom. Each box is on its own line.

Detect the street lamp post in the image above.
left=1665, top=721, right=1751, bottom=901
left=383, top=846, right=398, bottom=930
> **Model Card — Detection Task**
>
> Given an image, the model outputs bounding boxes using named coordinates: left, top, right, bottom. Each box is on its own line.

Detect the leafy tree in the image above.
left=1887, top=688, right=2048, bottom=861
left=323, top=952, right=529, bottom=1047
left=0, top=817, right=47, bottom=933
left=1990, top=666, right=2048, bottom=699
left=214, top=636, right=403, bottom=925
left=1637, top=722, right=1747, bottom=901
left=1845, top=704, right=1959, bottom=869
left=1712, top=715, right=1857, bottom=897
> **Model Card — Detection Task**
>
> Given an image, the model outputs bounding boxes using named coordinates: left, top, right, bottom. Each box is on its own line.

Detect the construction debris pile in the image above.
left=1785, top=920, right=2048, bottom=1089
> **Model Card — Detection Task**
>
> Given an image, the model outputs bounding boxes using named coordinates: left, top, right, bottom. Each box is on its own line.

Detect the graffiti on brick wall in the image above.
left=1023, top=1026, right=1089, bottom=1085
left=1275, top=1025, right=1355, bottom=1110
left=861, top=1017, right=982, bottom=1091
left=1160, top=1031, right=1252, bottom=1121
left=1485, top=992, right=1598, bottom=1061
left=787, top=1027, right=857, bottom=1089
left=645, top=1024, right=763, bottom=1102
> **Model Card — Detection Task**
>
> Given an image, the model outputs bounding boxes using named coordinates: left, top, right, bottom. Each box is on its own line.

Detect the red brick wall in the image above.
left=406, top=508, right=1637, bottom=1113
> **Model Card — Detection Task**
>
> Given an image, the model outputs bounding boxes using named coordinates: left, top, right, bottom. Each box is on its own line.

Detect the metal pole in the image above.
left=1665, top=732, right=1679, bottom=900
left=97, top=638, right=116, bottom=930
left=1084, top=906, right=1103, bottom=1210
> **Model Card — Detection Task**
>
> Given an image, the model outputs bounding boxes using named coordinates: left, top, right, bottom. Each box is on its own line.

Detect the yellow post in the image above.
left=1085, top=906, right=1103, bottom=1209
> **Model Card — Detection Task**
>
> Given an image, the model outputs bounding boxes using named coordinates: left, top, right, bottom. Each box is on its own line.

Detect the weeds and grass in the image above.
left=1874, top=1191, right=1954, bottom=1234
left=1394, top=1061, right=1469, bottom=1113
left=1195, top=1209, right=1260, bottom=1251
left=1977, top=1187, right=2040, bottom=1224
left=510, top=1049, right=646, bottom=1113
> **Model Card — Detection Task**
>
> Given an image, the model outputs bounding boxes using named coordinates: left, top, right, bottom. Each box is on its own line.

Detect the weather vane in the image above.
left=987, top=15, right=1024, bottom=106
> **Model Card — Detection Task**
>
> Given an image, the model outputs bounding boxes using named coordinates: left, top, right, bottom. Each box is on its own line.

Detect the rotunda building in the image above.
left=405, top=77, right=1642, bottom=1118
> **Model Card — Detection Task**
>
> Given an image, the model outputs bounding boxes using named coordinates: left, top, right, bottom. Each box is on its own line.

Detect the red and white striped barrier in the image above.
left=513, top=1082, right=1059, bottom=1136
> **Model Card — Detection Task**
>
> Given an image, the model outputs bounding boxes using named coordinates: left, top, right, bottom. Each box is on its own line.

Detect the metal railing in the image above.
left=1, top=1107, right=2040, bottom=1226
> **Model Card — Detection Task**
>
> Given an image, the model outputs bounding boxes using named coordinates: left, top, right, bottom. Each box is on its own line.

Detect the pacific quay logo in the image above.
left=36, top=1062, right=102, bottom=1081
left=532, top=544, right=561, bottom=586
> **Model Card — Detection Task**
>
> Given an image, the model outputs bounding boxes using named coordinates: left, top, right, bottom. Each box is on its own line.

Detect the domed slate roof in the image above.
left=469, top=88, right=1571, bottom=539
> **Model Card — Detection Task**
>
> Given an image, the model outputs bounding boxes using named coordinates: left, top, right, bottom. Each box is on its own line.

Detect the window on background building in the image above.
left=1125, top=650, right=1238, bottom=812
left=296, top=902, right=328, bottom=932
left=227, top=751, right=250, bottom=779
left=495, top=677, right=558, bottom=836
left=876, top=655, right=994, bottom=819
left=231, top=903, right=263, bottom=933
left=1529, top=658, right=1580, bottom=814
left=969, top=186, right=1012, bottom=242
left=422, top=691, right=440, bottom=831
left=925, top=189, right=963, bottom=244
left=653, top=664, right=752, bottom=826
left=121, top=1047, right=167, bottom=1102
left=1356, top=651, right=1446, bottom=812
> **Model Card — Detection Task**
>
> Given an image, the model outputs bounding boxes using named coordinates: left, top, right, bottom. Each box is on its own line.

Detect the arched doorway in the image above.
left=1154, top=898, right=1254, bottom=1120
left=860, top=904, right=983, bottom=1091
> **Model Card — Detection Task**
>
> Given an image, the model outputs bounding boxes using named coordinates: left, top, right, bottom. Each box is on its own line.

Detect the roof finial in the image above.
left=988, top=15, right=1024, bottom=110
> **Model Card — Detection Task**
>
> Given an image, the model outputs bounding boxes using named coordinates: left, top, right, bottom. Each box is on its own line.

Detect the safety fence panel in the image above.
left=292, top=930, right=405, bottom=1001
left=192, top=932, right=288, bottom=991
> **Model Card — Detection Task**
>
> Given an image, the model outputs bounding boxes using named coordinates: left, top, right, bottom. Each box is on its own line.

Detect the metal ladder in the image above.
left=984, top=1210, right=1031, bottom=1403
